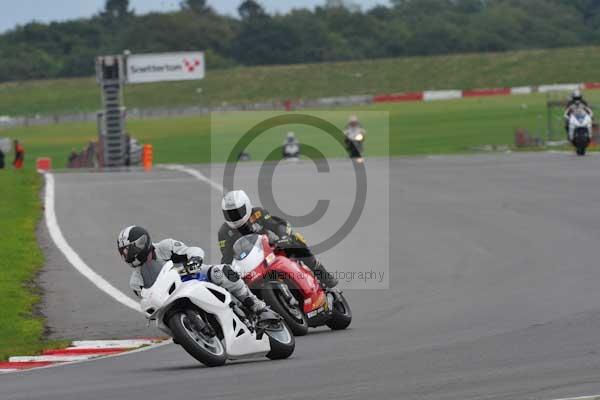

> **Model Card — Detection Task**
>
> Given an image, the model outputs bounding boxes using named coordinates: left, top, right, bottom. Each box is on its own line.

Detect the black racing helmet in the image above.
left=117, top=226, right=152, bottom=267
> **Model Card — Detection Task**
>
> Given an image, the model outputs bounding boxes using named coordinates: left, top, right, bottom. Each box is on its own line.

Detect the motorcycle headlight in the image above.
left=355, top=134, right=364, bottom=141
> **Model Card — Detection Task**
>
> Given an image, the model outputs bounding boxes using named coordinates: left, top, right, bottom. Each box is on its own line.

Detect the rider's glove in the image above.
left=183, top=256, right=203, bottom=274
left=274, top=236, right=292, bottom=250
left=267, top=230, right=280, bottom=246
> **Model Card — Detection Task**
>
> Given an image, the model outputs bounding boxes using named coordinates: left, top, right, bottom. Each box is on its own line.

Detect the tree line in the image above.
left=1, top=0, right=599, bottom=82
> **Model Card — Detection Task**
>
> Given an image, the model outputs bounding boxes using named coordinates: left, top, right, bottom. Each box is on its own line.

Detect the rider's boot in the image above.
left=306, top=259, right=338, bottom=289
left=242, top=296, right=279, bottom=324
left=209, top=265, right=278, bottom=323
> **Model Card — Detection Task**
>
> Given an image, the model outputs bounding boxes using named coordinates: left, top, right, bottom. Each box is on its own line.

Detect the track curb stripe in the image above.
left=0, top=362, right=53, bottom=369
left=0, top=338, right=169, bottom=374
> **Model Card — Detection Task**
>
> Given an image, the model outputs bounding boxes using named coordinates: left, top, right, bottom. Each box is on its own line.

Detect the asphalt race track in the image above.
left=4, top=153, right=600, bottom=400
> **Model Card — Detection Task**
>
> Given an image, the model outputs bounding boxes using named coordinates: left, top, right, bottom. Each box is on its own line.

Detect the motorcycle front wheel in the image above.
left=265, top=320, right=295, bottom=360
left=168, top=310, right=227, bottom=367
left=261, top=283, right=309, bottom=336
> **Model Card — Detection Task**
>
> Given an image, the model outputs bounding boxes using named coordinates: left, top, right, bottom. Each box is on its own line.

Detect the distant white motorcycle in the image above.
left=344, top=127, right=366, bottom=162
left=566, top=105, right=593, bottom=156
left=140, top=262, right=295, bottom=367
left=283, top=141, right=300, bottom=161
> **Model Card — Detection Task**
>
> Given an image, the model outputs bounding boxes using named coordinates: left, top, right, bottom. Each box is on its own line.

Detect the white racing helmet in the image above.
left=222, top=190, right=252, bottom=229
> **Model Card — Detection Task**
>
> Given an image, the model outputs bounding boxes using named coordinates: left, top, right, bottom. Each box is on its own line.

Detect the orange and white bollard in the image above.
left=142, top=144, right=153, bottom=171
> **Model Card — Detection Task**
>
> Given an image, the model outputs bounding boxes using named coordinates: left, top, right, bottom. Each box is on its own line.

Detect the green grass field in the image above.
left=0, top=46, right=599, bottom=116
left=0, top=170, right=68, bottom=360
left=4, top=90, right=600, bottom=169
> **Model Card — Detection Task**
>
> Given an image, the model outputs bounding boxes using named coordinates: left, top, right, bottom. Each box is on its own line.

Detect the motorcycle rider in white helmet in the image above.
left=218, top=190, right=338, bottom=288
left=117, top=225, right=277, bottom=323
left=282, top=131, right=300, bottom=159
left=564, top=89, right=593, bottom=140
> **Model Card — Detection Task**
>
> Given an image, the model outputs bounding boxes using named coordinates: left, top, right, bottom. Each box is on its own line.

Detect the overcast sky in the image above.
left=0, top=0, right=390, bottom=33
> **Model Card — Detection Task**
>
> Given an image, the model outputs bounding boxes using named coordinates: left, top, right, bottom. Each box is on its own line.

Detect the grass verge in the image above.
left=0, top=170, right=69, bottom=361
left=0, top=46, right=600, bottom=116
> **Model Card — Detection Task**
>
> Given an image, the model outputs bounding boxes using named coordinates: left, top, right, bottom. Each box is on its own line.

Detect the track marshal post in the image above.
left=96, top=51, right=205, bottom=168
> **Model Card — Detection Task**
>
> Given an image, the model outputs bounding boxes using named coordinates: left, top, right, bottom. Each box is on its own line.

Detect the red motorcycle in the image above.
left=231, top=234, right=352, bottom=336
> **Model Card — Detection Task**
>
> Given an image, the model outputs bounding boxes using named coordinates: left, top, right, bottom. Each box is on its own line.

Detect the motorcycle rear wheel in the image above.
left=168, top=310, right=227, bottom=367
left=326, top=292, right=352, bottom=331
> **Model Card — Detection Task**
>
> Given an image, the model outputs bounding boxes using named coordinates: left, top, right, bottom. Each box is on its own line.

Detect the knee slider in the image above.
left=222, top=265, right=240, bottom=282
left=208, top=266, right=224, bottom=285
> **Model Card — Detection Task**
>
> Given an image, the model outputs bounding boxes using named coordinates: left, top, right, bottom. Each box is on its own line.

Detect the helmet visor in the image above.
left=223, top=205, right=247, bottom=223
left=118, top=235, right=148, bottom=264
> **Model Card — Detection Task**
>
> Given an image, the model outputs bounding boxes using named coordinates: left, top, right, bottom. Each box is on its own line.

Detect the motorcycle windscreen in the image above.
left=231, top=234, right=265, bottom=277
left=140, top=259, right=167, bottom=289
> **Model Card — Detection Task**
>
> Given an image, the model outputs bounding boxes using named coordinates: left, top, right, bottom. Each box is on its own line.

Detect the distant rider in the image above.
left=345, top=115, right=364, bottom=132
left=117, top=225, right=277, bottom=322
left=564, top=90, right=593, bottom=140
left=344, top=115, right=366, bottom=159
left=218, top=190, right=338, bottom=289
left=282, top=131, right=300, bottom=159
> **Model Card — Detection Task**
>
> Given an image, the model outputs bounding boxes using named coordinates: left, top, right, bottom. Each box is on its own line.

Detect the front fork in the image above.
left=325, top=288, right=344, bottom=313
left=272, top=282, right=299, bottom=307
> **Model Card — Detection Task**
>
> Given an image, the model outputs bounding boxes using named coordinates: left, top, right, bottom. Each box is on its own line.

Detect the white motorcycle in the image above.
left=344, top=127, right=365, bottom=162
left=566, top=106, right=593, bottom=156
left=140, top=262, right=295, bottom=367
left=283, top=141, right=300, bottom=161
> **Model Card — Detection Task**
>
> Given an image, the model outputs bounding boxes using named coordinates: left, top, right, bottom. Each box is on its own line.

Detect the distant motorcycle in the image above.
left=344, top=127, right=365, bottom=162
left=140, top=261, right=295, bottom=367
left=282, top=141, right=300, bottom=160
left=566, top=106, right=593, bottom=156
left=231, top=234, right=352, bottom=336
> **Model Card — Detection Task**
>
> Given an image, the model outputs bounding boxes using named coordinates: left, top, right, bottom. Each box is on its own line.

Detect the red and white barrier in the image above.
left=510, top=86, right=533, bottom=95
left=372, top=82, right=600, bottom=104
left=0, top=338, right=166, bottom=374
left=463, top=87, right=511, bottom=97
left=423, top=90, right=463, bottom=101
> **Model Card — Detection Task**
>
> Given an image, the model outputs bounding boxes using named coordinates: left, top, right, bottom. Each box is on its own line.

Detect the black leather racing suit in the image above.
left=218, top=207, right=338, bottom=288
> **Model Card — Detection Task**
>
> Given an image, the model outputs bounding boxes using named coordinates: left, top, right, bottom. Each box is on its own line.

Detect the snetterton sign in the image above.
left=126, top=52, right=205, bottom=84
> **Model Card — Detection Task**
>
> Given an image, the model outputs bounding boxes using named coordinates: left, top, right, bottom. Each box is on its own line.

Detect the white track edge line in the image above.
left=9, top=355, right=104, bottom=363
left=550, top=396, right=600, bottom=400
left=44, top=173, right=140, bottom=312
left=71, top=339, right=160, bottom=349
left=161, top=164, right=224, bottom=193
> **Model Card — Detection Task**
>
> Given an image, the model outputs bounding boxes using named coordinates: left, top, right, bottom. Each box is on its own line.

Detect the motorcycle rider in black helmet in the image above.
left=217, top=190, right=338, bottom=289
left=117, top=225, right=278, bottom=323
